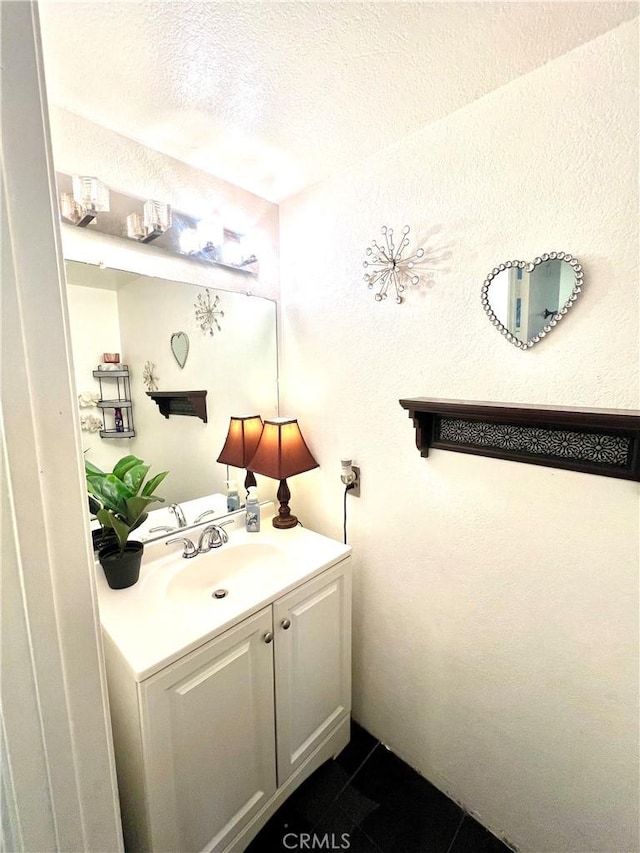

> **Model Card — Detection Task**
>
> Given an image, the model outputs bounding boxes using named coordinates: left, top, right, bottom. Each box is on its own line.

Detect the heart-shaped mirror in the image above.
left=170, top=331, right=190, bottom=369
left=481, top=252, right=583, bottom=349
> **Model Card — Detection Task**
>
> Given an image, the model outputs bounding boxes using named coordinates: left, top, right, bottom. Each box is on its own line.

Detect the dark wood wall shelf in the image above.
left=147, top=391, right=208, bottom=423
left=399, top=398, right=640, bottom=481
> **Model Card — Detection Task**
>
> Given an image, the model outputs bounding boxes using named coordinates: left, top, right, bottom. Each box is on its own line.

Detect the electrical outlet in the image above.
left=348, top=466, right=360, bottom=497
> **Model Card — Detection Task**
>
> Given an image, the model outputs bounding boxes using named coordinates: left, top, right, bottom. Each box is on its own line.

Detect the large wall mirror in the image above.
left=65, top=260, right=279, bottom=517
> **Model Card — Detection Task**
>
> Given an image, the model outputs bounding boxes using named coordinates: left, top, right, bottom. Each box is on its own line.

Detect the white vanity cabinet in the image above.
left=139, top=607, right=277, bottom=853
left=274, top=565, right=351, bottom=785
left=103, top=556, right=351, bottom=853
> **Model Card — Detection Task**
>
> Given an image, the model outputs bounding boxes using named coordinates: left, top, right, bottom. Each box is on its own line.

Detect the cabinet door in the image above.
left=274, top=559, right=351, bottom=785
left=140, top=607, right=276, bottom=852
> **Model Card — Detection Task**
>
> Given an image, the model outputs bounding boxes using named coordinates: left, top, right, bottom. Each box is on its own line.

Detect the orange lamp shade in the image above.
left=247, top=418, right=318, bottom=480
left=217, top=415, right=264, bottom=467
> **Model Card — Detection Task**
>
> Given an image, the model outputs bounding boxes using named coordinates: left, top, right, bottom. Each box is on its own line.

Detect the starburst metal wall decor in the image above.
left=363, top=225, right=425, bottom=303
left=194, top=289, right=224, bottom=336
left=142, top=361, right=159, bottom=391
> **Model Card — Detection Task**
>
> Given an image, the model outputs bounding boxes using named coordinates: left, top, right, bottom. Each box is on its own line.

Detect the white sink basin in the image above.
left=97, top=505, right=352, bottom=681
left=165, top=541, right=287, bottom=607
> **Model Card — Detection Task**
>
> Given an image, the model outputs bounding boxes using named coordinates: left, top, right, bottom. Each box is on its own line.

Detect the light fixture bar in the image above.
left=55, top=173, right=258, bottom=275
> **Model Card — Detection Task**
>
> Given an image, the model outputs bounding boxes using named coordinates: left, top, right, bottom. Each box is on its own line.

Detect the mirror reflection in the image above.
left=483, top=256, right=582, bottom=347
left=65, top=261, right=279, bottom=526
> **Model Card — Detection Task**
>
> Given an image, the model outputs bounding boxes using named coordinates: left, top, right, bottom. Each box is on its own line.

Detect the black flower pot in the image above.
left=92, top=527, right=118, bottom=554
left=98, top=541, right=144, bottom=590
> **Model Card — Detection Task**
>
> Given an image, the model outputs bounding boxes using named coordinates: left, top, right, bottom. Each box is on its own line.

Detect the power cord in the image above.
left=343, top=483, right=355, bottom=544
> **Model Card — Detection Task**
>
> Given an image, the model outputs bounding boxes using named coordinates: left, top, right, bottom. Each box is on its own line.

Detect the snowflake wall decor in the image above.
left=143, top=360, right=159, bottom=391
left=194, top=289, right=224, bottom=336
left=363, top=225, right=425, bottom=303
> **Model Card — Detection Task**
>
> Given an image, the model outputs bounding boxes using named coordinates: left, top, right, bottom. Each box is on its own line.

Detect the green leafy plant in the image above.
left=86, top=455, right=169, bottom=555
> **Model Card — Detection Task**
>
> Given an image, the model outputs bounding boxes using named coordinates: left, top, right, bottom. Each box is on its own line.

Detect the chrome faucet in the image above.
left=166, top=536, right=198, bottom=559
left=168, top=503, right=187, bottom=528
left=197, top=520, right=232, bottom=553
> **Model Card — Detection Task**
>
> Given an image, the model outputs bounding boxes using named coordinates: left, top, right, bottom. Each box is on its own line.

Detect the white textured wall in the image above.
left=66, top=283, right=127, bottom=473
left=279, top=21, right=639, bottom=853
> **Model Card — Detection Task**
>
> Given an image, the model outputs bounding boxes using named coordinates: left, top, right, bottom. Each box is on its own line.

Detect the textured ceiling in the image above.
left=39, top=1, right=638, bottom=202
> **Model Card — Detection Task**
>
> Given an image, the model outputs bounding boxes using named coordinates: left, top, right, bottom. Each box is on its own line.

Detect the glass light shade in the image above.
left=248, top=419, right=318, bottom=480
left=179, top=227, right=200, bottom=255
left=220, top=239, right=243, bottom=266
left=126, top=212, right=146, bottom=240
left=72, top=175, right=110, bottom=212
left=143, top=199, right=172, bottom=233
left=217, top=415, right=264, bottom=467
left=60, top=192, right=82, bottom=223
left=196, top=215, right=224, bottom=250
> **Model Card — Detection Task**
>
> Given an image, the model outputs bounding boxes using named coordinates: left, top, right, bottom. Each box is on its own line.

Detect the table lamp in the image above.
left=247, top=418, right=318, bottom=528
left=216, top=415, right=264, bottom=492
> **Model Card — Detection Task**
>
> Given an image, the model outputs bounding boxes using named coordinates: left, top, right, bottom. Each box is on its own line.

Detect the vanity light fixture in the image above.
left=247, top=418, right=318, bottom=529
left=126, top=200, right=172, bottom=243
left=60, top=175, right=110, bottom=227
left=216, top=415, right=264, bottom=493
left=55, top=172, right=259, bottom=274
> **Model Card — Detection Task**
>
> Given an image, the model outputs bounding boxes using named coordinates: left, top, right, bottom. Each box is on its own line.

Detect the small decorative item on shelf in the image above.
left=103, top=352, right=120, bottom=363
left=143, top=360, right=159, bottom=391
left=85, top=455, right=169, bottom=589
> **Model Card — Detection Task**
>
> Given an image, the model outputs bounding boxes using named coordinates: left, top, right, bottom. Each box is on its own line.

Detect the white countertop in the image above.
left=96, top=505, right=351, bottom=681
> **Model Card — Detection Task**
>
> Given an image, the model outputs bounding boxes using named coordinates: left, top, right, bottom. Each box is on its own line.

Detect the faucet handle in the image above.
left=194, top=508, right=218, bottom=523
left=166, top=536, right=198, bottom=558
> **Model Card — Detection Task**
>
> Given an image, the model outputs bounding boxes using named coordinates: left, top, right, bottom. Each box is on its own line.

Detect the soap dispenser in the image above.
left=226, top=479, right=239, bottom=512
left=245, top=486, right=260, bottom=532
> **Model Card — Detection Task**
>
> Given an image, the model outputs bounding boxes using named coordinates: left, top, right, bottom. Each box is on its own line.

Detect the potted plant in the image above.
left=86, top=455, right=169, bottom=589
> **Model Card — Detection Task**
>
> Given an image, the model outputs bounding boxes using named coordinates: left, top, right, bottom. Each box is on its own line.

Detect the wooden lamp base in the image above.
left=272, top=478, right=299, bottom=529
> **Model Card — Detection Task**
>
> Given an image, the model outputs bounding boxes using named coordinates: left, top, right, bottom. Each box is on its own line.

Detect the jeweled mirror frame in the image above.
left=481, top=252, right=584, bottom=349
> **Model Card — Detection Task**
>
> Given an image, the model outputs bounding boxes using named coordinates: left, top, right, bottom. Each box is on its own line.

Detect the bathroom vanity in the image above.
left=97, top=507, right=351, bottom=852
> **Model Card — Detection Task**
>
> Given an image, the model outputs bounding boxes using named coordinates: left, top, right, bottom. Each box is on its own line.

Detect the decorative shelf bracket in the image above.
left=147, top=391, right=208, bottom=423
left=399, top=398, right=640, bottom=481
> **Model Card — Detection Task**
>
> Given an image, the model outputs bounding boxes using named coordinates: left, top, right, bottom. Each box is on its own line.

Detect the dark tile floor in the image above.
left=246, top=720, right=512, bottom=853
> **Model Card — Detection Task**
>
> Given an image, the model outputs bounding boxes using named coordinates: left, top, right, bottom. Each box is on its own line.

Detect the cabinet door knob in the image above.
left=280, top=618, right=291, bottom=630
left=263, top=631, right=274, bottom=644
